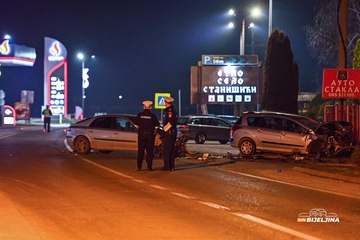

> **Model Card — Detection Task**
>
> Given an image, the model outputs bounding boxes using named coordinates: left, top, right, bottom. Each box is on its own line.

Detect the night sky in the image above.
left=0, top=0, right=321, bottom=118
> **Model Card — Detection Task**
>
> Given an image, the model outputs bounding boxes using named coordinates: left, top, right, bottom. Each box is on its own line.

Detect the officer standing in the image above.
left=134, top=100, right=160, bottom=171
left=161, top=96, right=178, bottom=171
left=42, top=105, right=52, bottom=132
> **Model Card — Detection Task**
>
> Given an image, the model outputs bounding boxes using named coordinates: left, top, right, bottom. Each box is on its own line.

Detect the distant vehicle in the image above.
left=177, top=115, right=232, bottom=144
left=65, top=114, right=138, bottom=154
left=215, top=115, right=240, bottom=124
left=229, top=111, right=356, bottom=157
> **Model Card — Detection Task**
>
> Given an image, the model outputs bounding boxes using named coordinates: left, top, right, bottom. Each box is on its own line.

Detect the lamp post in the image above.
left=228, top=8, right=260, bottom=55
left=77, top=53, right=85, bottom=116
left=77, top=53, right=95, bottom=118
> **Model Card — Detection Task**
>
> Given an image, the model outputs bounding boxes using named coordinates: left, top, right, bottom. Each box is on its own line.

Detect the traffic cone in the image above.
left=63, top=128, right=67, bottom=135
left=20, top=127, right=24, bottom=132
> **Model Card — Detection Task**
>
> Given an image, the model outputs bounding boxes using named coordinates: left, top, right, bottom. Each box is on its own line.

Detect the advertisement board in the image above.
left=14, top=102, right=30, bottom=120
left=191, top=65, right=260, bottom=105
left=322, top=69, right=360, bottom=99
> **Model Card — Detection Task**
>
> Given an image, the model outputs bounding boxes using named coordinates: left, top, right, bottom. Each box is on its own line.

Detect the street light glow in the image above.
left=228, top=22, right=234, bottom=28
left=77, top=53, right=84, bottom=60
left=228, top=9, right=235, bottom=16
left=251, top=8, right=261, bottom=17
left=4, top=34, right=11, bottom=40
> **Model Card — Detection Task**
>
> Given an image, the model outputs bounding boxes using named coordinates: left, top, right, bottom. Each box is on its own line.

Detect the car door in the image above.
left=211, top=118, right=232, bottom=142
left=252, top=117, right=283, bottom=150
left=112, top=117, right=138, bottom=151
left=278, top=118, right=309, bottom=153
left=88, top=116, right=114, bottom=150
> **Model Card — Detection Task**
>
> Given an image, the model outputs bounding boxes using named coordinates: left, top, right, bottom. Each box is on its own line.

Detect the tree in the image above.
left=262, top=29, right=299, bottom=114
left=353, top=38, right=360, bottom=69
left=305, top=0, right=360, bottom=70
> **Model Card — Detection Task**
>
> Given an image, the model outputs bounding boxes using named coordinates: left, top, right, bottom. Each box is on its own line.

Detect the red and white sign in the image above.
left=323, top=69, right=360, bottom=99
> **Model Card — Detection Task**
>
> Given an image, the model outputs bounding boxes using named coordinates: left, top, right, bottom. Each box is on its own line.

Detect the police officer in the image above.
left=161, top=96, right=178, bottom=171
left=134, top=100, right=160, bottom=171
left=42, top=105, right=52, bottom=132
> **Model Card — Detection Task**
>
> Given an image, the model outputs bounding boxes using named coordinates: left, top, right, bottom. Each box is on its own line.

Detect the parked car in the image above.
left=215, top=115, right=240, bottom=124
left=65, top=114, right=138, bottom=154
left=65, top=114, right=186, bottom=155
left=177, top=115, right=232, bottom=144
left=229, top=111, right=356, bottom=157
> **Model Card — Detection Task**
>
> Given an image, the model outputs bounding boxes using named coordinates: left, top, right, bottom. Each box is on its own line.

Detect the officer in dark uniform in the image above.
left=161, top=96, right=178, bottom=171
left=134, top=100, right=160, bottom=171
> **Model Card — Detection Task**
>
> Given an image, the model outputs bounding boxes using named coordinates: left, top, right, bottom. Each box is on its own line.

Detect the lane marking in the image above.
left=79, top=157, right=320, bottom=239
left=171, top=192, right=194, bottom=199
left=0, top=133, right=17, bottom=139
left=149, top=184, right=167, bottom=190
left=80, top=157, right=134, bottom=179
left=233, top=213, right=321, bottom=240
left=199, top=201, right=230, bottom=210
left=221, top=169, right=360, bottom=200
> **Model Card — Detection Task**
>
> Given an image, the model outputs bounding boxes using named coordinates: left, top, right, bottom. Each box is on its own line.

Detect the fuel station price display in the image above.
left=50, top=76, right=65, bottom=114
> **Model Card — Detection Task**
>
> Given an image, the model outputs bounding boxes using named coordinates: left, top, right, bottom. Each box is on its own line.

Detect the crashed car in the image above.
left=229, top=111, right=356, bottom=157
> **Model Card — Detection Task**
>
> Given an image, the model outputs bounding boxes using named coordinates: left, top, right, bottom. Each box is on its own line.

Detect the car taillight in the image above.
left=178, top=124, right=189, bottom=130
left=230, top=125, right=242, bottom=135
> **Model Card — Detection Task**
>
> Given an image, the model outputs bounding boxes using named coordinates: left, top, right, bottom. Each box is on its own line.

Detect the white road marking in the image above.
left=233, top=213, right=321, bottom=240
left=81, top=158, right=134, bottom=179
left=0, top=133, right=16, bottom=139
left=171, top=192, right=194, bottom=199
left=149, top=184, right=167, bottom=190
left=79, top=157, right=320, bottom=239
left=199, top=201, right=230, bottom=210
left=221, top=169, right=360, bottom=200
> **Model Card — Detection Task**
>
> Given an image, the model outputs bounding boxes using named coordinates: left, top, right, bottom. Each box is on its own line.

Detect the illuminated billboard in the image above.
left=190, top=65, right=261, bottom=105
left=44, top=37, right=68, bottom=116
left=0, top=40, right=36, bottom=66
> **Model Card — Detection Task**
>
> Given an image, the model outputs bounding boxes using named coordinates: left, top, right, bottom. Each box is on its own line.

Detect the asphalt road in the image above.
left=0, top=125, right=359, bottom=239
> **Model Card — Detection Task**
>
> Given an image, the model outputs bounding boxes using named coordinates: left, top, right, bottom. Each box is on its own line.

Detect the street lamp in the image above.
left=77, top=53, right=95, bottom=118
left=228, top=7, right=261, bottom=55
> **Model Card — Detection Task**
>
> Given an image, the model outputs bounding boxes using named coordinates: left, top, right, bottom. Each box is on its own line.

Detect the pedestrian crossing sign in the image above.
left=154, top=93, right=171, bottom=109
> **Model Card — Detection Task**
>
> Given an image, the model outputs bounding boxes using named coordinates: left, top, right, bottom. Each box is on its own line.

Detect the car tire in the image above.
left=219, top=140, right=228, bottom=144
left=195, top=132, right=206, bottom=144
left=99, top=150, right=112, bottom=154
left=74, top=136, right=91, bottom=154
left=238, top=138, right=256, bottom=157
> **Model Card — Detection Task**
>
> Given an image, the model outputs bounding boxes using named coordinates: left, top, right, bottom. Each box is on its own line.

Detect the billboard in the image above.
left=44, top=37, right=68, bottom=116
left=322, top=69, right=360, bottom=99
left=191, top=65, right=261, bottom=105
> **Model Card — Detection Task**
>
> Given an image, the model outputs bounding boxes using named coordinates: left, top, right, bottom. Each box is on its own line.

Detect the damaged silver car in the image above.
left=229, top=111, right=356, bottom=157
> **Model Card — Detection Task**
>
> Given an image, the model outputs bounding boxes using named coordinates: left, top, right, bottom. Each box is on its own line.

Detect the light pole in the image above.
left=77, top=53, right=95, bottom=118
left=228, top=8, right=260, bottom=55
left=77, top=53, right=85, bottom=116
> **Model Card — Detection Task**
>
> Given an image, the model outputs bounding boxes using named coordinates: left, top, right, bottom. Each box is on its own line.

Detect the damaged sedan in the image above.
left=229, top=111, right=356, bottom=158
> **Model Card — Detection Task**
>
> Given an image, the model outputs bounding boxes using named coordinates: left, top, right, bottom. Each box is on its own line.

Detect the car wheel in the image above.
left=74, top=136, right=91, bottom=154
left=99, top=150, right=112, bottom=154
left=219, top=140, right=228, bottom=144
left=195, top=132, right=206, bottom=144
left=238, top=138, right=256, bottom=157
